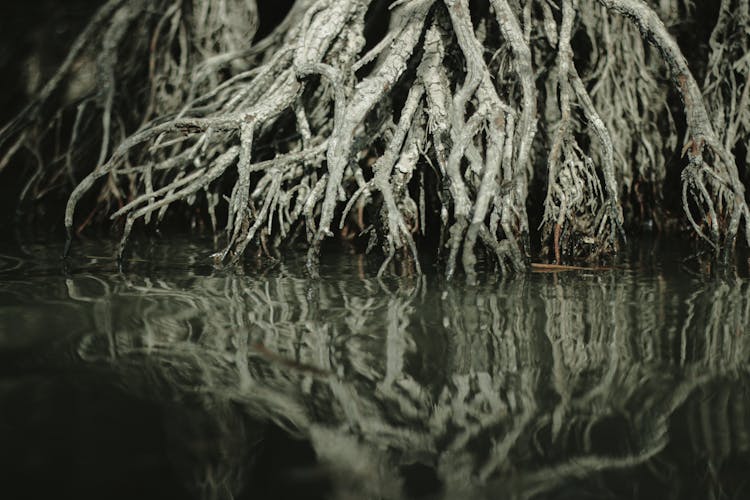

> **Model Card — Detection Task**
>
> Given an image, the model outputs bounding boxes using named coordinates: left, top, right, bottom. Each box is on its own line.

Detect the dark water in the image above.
left=1, top=238, right=749, bottom=500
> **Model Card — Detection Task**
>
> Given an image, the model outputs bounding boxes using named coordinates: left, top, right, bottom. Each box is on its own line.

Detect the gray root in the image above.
left=2, top=0, right=749, bottom=276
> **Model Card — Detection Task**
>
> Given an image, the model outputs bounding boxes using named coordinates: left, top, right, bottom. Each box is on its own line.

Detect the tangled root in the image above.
left=1, top=0, right=749, bottom=276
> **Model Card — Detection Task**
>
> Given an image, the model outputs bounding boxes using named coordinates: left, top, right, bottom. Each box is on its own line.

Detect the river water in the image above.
left=0, top=237, right=748, bottom=500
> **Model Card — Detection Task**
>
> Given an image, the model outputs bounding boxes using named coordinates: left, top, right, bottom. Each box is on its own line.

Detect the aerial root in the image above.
left=596, top=0, right=750, bottom=251
left=3, top=0, right=750, bottom=277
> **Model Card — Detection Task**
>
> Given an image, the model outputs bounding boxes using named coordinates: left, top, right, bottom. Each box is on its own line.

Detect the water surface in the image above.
left=1, top=238, right=749, bottom=500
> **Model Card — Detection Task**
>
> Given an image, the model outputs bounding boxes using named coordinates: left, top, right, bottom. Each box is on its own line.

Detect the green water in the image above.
left=0, top=238, right=749, bottom=500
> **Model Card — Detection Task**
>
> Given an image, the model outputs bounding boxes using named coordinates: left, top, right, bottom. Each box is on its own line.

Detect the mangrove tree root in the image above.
left=1, top=0, right=749, bottom=276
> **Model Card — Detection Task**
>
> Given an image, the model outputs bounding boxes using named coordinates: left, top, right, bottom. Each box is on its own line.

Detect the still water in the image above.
left=0, top=238, right=748, bottom=500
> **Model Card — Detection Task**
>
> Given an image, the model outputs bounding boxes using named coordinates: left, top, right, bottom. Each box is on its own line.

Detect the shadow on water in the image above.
left=1, top=238, right=749, bottom=500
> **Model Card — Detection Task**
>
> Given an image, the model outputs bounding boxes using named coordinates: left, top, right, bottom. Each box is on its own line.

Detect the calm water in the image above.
left=0, top=238, right=749, bottom=500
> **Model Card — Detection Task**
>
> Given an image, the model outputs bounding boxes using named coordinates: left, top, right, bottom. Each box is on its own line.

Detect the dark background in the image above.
left=0, top=1, right=103, bottom=232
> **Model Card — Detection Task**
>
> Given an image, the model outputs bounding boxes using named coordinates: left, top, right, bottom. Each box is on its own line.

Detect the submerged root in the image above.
left=2, top=0, right=749, bottom=276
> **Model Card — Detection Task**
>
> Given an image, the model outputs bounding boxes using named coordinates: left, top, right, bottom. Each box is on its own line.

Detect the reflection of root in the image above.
left=58, top=255, right=750, bottom=498
left=2, top=0, right=750, bottom=275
